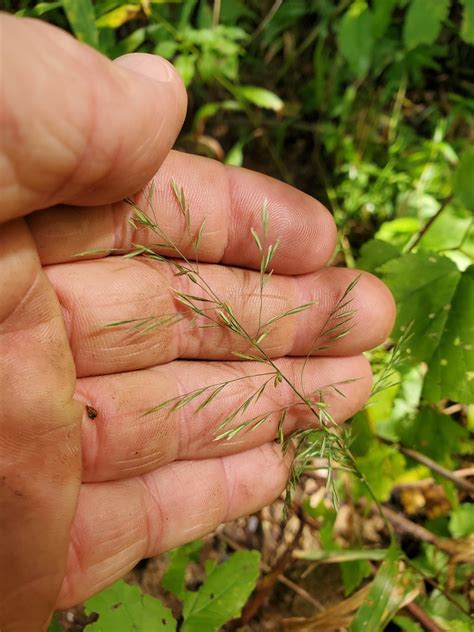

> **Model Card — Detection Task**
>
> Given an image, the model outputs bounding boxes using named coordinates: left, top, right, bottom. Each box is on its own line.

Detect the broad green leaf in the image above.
left=154, top=40, right=179, bottom=59
left=356, top=239, right=399, bottom=273
left=376, top=217, right=421, bottom=249
left=62, top=0, right=99, bottom=48
left=453, top=147, right=474, bottom=212
left=397, top=407, right=468, bottom=468
left=337, top=1, right=375, bottom=79
left=181, top=550, right=260, bottom=632
left=380, top=252, right=461, bottom=364
left=234, top=86, right=284, bottom=111
left=174, top=54, right=196, bottom=87
left=162, top=540, right=203, bottom=600
left=449, top=503, right=474, bottom=537
left=96, top=4, right=141, bottom=28
left=403, top=0, right=450, bottom=50
left=85, top=580, right=176, bottom=631
left=423, top=265, right=474, bottom=403
left=355, top=444, right=406, bottom=501
left=351, top=545, right=419, bottom=631
left=461, top=0, right=474, bottom=44
left=341, top=559, right=372, bottom=596
left=372, top=0, right=397, bottom=39
left=423, top=590, right=472, bottom=632
left=419, top=205, right=474, bottom=257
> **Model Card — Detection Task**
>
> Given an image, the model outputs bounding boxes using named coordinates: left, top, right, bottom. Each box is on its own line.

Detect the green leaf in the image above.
left=356, top=239, right=400, bottom=273
left=96, top=4, right=141, bottom=28
left=403, top=0, right=451, bottom=50
left=449, top=503, right=474, bottom=537
left=423, top=590, right=472, bottom=631
left=351, top=545, right=418, bottom=631
left=341, top=559, right=372, bottom=596
left=423, top=265, right=474, bottom=403
left=453, top=147, right=474, bottom=212
left=174, top=54, right=196, bottom=87
left=181, top=550, right=260, bottom=632
left=162, top=541, right=203, bottom=601
left=85, top=580, right=176, bottom=631
left=372, top=0, right=397, bottom=39
left=17, top=1, right=63, bottom=17
left=393, top=614, right=423, bottom=631
left=225, top=141, right=245, bottom=167
left=380, top=252, right=461, bottom=364
left=46, top=615, right=64, bottom=632
left=355, top=444, right=406, bottom=501
left=418, top=205, right=473, bottom=256
left=154, top=40, right=179, bottom=59
left=461, top=0, right=474, bottom=44
left=294, top=549, right=387, bottom=563
left=337, top=1, right=375, bottom=79
left=397, top=407, right=467, bottom=468
left=376, top=217, right=421, bottom=249
left=234, top=86, right=284, bottom=111
left=62, top=0, right=99, bottom=48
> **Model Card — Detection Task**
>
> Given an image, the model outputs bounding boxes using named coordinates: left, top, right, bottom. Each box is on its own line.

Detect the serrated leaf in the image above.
left=85, top=580, right=176, bottom=631
left=380, top=252, right=461, bottom=364
left=461, top=0, right=474, bottom=44
left=337, top=1, right=375, bottom=79
left=403, top=0, right=450, bottom=50
left=62, top=0, right=99, bottom=48
left=181, top=550, right=260, bottom=632
left=235, top=86, right=283, bottom=111
left=351, top=545, right=419, bottom=631
left=453, top=147, right=474, bottom=212
left=423, top=265, right=474, bottom=403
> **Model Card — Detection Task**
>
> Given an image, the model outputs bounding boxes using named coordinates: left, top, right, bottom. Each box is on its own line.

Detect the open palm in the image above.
left=0, top=15, right=395, bottom=632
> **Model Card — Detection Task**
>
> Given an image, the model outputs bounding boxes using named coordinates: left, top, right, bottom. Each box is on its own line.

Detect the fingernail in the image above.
left=114, top=53, right=175, bottom=82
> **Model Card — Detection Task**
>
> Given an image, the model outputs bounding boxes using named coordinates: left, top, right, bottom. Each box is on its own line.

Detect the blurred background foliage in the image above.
left=5, top=0, right=474, bottom=630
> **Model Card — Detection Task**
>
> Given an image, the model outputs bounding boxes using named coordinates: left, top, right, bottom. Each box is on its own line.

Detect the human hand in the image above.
left=0, top=14, right=395, bottom=632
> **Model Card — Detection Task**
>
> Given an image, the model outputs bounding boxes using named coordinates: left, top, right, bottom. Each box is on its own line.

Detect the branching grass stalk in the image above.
left=101, top=182, right=396, bottom=529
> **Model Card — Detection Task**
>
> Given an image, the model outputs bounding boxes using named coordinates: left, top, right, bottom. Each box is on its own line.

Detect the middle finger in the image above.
left=46, top=257, right=394, bottom=376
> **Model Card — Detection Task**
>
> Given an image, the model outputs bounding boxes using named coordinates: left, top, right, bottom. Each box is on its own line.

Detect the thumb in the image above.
left=0, top=14, right=187, bottom=223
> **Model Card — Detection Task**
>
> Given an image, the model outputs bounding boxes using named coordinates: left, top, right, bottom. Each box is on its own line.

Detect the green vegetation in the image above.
left=11, top=0, right=473, bottom=630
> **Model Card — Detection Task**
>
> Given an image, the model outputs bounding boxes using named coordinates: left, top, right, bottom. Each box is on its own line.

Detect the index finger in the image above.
left=0, top=14, right=186, bottom=223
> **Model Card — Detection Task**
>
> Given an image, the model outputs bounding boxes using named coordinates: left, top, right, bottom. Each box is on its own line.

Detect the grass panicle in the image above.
left=104, top=182, right=393, bottom=509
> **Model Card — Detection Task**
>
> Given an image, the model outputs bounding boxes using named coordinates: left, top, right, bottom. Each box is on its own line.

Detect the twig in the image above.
left=398, top=445, right=474, bottom=495
left=405, top=197, right=452, bottom=252
left=251, top=0, right=283, bottom=40
left=404, top=601, right=445, bottom=632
